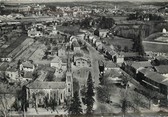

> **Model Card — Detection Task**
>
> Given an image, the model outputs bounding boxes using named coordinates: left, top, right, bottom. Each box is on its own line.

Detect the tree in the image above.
left=124, top=46, right=129, bottom=52
left=99, top=16, right=115, bottom=29
left=0, top=94, right=15, bottom=117
left=21, top=85, right=28, bottom=112
left=85, top=72, right=94, bottom=115
left=69, top=91, right=82, bottom=115
left=113, top=90, right=135, bottom=117
left=94, top=29, right=99, bottom=37
left=97, top=86, right=111, bottom=103
left=116, top=45, right=122, bottom=52
left=50, top=95, right=57, bottom=111
left=0, top=94, right=8, bottom=117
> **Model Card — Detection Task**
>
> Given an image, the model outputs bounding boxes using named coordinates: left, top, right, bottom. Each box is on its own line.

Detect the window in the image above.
left=61, top=93, right=62, bottom=100
left=68, top=88, right=71, bottom=92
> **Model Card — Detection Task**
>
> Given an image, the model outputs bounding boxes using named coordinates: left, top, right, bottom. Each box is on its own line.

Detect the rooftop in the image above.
left=51, top=56, right=62, bottom=63
left=72, top=41, right=80, bottom=47
left=22, top=61, right=34, bottom=68
left=131, top=61, right=152, bottom=70
left=23, top=71, right=33, bottom=79
left=105, top=61, right=118, bottom=68
left=27, top=81, right=66, bottom=89
left=139, top=68, right=168, bottom=86
left=154, top=65, right=168, bottom=74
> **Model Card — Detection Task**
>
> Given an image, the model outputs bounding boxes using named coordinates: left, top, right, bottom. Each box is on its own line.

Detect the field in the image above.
left=0, top=34, right=27, bottom=58
left=57, top=25, right=80, bottom=35
left=104, top=36, right=134, bottom=50
left=143, top=41, right=168, bottom=53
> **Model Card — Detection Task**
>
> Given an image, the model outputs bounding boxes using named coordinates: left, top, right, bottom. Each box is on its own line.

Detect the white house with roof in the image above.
left=28, top=29, right=43, bottom=38
left=20, top=61, right=35, bottom=72
left=58, top=47, right=66, bottom=57
left=50, top=56, right=62, bottom=70
left=5, top=66, right=19, bottom=82
left=99, top=29, right=108, bottom=38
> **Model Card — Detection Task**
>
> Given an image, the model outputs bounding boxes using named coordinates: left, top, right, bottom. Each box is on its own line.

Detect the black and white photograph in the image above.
left=0, top=0, right=168, bottom=117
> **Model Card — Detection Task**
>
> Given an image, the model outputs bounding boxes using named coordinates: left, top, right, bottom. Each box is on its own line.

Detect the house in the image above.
left=20, top=61, right=35, bottom=72
left=95, top=40, right=103, bottom=50
left=28, top=29, right=43, bottom=38
left=97, top=43, right=103, bottom=51
left=5, top=67, right=19, bottom=82
left=99, top=29, right=108, bottom=38
left=123, top=61, right=152, bottom=76
left=113, top=54, right=124, bottom=65
left=76, top=33, right=85, bottom=40
left=50, top=56, right=62, bottom=70
left=72, top=41, right=80, bottom=52
left=58, top=47, right=66, bottom=57
left=137, top=68, right=168, bottom=97
left=21, top=71, right=34, bottom=81
left=154, top=65, right=168, bottom=78
left=163, top=28, right=167, bottom=33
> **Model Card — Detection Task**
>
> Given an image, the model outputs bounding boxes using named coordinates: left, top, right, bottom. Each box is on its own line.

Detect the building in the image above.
left=58, top=47, right=66, bottom=57
left=113, top=54, right=124, bottom=65
left=74, top=57, right=91, bottom=68
left=154, top=65, right=168, bottom=78
left=27, top=81, right=67, bottom=107
left=5, top=66, right=19, bottom=82
left=50, top=56, right=62, bottom=70
left=51, top=56, right=67, bottom=72
left=72, top=41, right=80, bottom=53
left=137, top=68, right=168, bottom=97
left=99, top=29, right=108, bottom=38
left=26, top=71, right=73, bottom=108
left=20, top=61, right=35, bottom=72
left=28, top=29, right=43, bottom=38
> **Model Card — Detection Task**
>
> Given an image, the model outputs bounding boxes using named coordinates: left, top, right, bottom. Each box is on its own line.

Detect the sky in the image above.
left=0, top=0, right=168, bottom=3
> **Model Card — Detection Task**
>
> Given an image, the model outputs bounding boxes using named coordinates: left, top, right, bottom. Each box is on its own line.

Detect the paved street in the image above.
left=85, top=41, right=105, bottom=87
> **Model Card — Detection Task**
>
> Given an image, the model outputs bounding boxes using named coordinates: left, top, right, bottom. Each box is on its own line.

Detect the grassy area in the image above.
left=0, top=34, right=27, bottom=57
left=144, top=32, right=163, bottom=41
left=57, top=25, right=80, bottom=35
left=143, top=42, right=168, bottom=53
left=104, top=36, right=133, bottom=50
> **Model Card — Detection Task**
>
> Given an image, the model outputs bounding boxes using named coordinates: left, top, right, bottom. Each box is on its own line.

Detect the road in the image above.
left=82, top=40, right=105, bottom=87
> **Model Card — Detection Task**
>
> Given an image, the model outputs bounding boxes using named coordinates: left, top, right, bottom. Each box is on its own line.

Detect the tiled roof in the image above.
left=131, top=61, right=152, bottom=70
left=105, top=61, right=118, bottom=68
left=27, top=81, right=66, bottom=89
left=139, top=68, right=168, bottom=86
left=154, top=65, right=168, bottom=74
left=72, top=41, right=80, bottom=47
left=23, top=71, right=33, bottom=78
left=6, top=66, right=18, bottom=72
left=22, top=61, right=34, bottom=68
left=51, top=56, right=61, bottom=63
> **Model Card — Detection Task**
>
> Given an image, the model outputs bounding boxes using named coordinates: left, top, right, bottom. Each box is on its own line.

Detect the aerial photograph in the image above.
left=1, top=0, right=168, bottom=117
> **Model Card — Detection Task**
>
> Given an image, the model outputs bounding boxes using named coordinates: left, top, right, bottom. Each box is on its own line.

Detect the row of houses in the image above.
left=123, top=60, right=168, bottom=100
left=79, top=32, right=125, bottom=65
